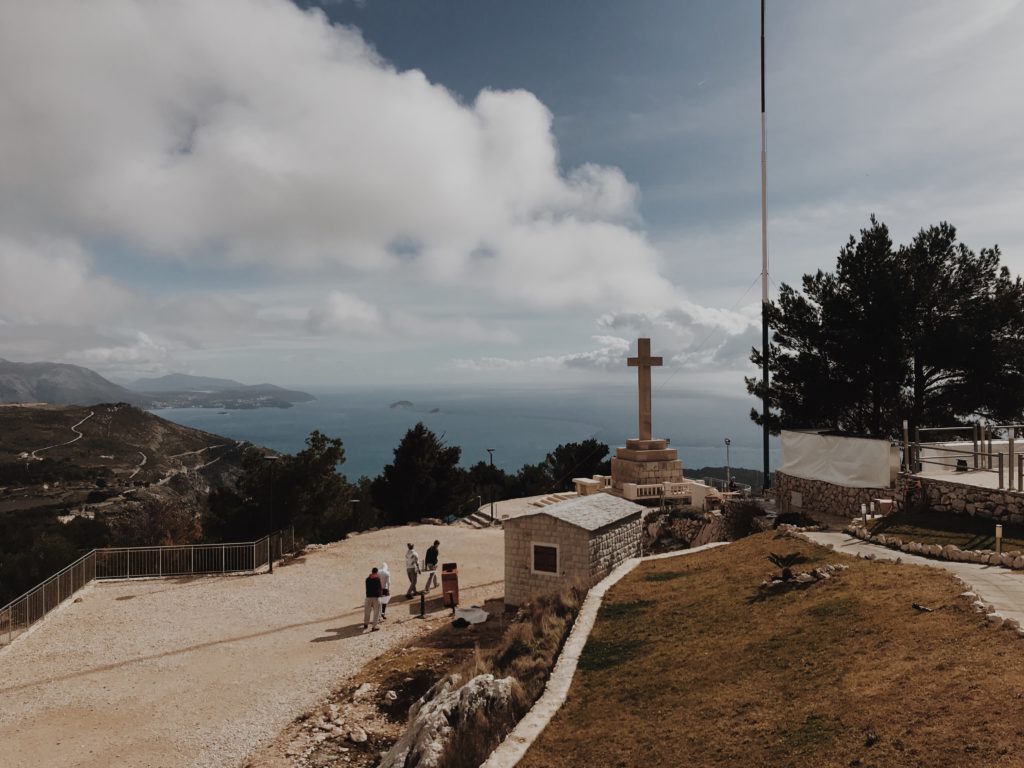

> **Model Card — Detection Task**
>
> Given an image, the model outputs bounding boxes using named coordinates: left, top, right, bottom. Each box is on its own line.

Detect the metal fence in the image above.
left=0, top=528, right=296, bottom=648
left=910, top=423, right=1024, bottom=490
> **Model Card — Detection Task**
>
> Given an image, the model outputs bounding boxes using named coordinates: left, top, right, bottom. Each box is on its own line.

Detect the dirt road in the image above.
left=0, top=524, right=503, bottom=768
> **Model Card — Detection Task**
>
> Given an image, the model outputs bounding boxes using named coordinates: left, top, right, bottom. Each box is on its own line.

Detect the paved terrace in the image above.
left=0, top=524, right=504, bottom=768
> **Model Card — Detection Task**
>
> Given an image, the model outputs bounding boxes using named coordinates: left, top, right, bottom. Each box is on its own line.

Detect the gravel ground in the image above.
left=0, top=524, right=504, bottom=768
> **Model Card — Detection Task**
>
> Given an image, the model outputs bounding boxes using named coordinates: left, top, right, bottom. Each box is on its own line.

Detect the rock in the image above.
left=352, top=682, right=373, bottom=702
left=1002, top=553, right=1016, bottom=568
left=795, top=573, right=814, bottom=583
left=348, top=727, right=368, bottom=744
left=1005, top=618, right=1021, bottom=631
left=987, top=614, right=1005, bottom=628
left=74, top=597, right=83, bottom=603
left=384, top=690, right=398, bottom=702
left=378, top=674, right=517, bottom=768
left=1014, top=556, right=1024, bottom=570
left=961, top=591, right=977, bottom=600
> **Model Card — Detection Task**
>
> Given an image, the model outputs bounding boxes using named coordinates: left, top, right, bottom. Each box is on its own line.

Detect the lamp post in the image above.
left=263, top=454, right=281, bottom=574
left=486, top=448, right=495, bottom=522
left=724, top=438, right=732, bottom=492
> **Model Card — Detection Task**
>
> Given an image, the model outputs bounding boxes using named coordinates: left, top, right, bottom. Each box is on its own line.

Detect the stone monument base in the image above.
left=609, top=438, right=684, bottom=504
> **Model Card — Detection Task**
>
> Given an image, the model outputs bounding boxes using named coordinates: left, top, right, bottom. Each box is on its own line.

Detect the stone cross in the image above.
left=627, top=337, right=662, bottom=441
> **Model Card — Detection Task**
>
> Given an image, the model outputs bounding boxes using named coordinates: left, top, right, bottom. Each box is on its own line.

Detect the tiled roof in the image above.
left=511, top=493, right=644, bottom=531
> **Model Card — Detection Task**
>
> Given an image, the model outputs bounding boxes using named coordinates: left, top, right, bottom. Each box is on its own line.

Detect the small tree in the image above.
left=371, top=423, right=465, bottom=524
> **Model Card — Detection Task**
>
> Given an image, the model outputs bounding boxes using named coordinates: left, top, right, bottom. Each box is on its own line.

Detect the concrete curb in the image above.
left=481, top=542, right=729, bottom=768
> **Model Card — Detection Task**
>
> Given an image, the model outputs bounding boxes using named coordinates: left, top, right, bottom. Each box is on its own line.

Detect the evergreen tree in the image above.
left=370, top=423, right=465, bottom=524
left=748, top=217, right=1024, bottom=436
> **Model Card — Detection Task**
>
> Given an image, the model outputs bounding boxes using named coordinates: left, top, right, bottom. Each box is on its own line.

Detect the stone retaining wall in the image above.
left=774, top=471, right=891, bottom=518
left=846, top=522, right=1024, bottom=571
left=897, top=473, right=1024, bottom=524
left=587, top=517, right=642, bottom=582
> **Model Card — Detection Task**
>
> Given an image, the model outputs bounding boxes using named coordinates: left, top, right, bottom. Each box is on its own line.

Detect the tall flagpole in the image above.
left=760, top=0, right=771, bottom=492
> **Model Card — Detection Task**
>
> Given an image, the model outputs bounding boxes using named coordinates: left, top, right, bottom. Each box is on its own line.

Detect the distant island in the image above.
left=389, top=400, right=414, bottom=409
left=142, top=382, right=313, bottom=411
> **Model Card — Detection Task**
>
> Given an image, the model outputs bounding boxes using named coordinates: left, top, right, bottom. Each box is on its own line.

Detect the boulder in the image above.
left=378, top=674, right=517, bottom=768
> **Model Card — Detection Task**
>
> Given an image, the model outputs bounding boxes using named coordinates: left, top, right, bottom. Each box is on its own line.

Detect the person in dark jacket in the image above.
left=423, top=540, right=440, bottom=591
left=363, top=567, right=382, bottom=631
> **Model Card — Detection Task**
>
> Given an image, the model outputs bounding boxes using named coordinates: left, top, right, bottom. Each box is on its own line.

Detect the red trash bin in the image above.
left=441, top=562, right=459, bottom=607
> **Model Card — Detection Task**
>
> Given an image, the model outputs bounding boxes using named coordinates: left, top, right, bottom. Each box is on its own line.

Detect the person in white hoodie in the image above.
left=379, top=562, right=391, bottom=619
left=404, top=542, right=420, bottom=598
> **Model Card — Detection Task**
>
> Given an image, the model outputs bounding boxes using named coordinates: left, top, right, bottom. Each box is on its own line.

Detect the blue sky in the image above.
left=1, top=0, right=1022, bottom=403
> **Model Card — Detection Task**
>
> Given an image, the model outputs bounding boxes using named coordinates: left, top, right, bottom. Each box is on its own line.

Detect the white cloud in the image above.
left=307, top=290, right=518, bottom=343
left=0, top=0, right=675, bottom=313
left=455, top=301, right=760, bottom=374
left=454, top=335, right=632, bottom=372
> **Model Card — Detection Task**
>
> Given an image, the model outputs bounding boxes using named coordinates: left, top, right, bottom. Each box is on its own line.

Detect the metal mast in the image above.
left=760, top=0, right=771, bottom=492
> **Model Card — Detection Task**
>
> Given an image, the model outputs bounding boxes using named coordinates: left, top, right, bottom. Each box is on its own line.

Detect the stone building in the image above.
left=504, top=494, right=644, bottom=607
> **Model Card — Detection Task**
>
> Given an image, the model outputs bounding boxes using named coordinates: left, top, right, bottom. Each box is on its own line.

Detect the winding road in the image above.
left=29, top=411, right=95, bottom=460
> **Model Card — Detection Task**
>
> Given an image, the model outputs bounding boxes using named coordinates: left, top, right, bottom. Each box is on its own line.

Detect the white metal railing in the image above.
left=911, top=423, right=1018, bottom=489
left=0, top=528, right=296, bottom=648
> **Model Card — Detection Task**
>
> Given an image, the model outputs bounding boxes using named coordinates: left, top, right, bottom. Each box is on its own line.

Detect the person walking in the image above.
left=363, top=566, right=382, bottom=631
left=379, top=562, right=391, bottom=619
left=405, top=543, right=420, bottom=598
left=423, top=539, right=440, bottom=591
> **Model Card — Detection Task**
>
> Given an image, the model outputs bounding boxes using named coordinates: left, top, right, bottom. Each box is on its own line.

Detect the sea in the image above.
left=152, top=385, right=781, bottom=481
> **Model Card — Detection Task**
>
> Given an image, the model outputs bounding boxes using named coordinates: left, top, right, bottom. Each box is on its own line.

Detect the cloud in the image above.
left=307, top=290, right=518, bottom=343
left=454, top=335, right=632, bottom=371
left=0, top=0, right=676, bottom=313
left=456, top=301, right=760, bottom=374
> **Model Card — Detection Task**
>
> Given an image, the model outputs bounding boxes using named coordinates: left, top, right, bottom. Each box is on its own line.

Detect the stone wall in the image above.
left=610, top=456, right=684, bottom=487
left=774, top=471, right=892, bottom=518
left=504, top=513, right=643, bottom=607
left=899, top=473, right=1024, bottom=524
left=504, top=516, right=589, bottom=607
left=587, top=515, right=642, bottom=581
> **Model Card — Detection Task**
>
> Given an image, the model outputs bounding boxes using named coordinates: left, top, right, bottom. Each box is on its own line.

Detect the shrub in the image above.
left=773, top=511, right=820, bottom=529
left=433, top=586, right=583, bottom=768
left=722, top=500, right=764, bottom=540
left=767, top=552, right=808, bottom=581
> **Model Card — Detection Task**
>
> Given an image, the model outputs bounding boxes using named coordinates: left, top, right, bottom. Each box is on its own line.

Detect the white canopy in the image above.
left=780, top=430, right=898, bottom=488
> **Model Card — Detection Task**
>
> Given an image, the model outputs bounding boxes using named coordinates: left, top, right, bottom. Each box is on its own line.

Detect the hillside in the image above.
left=0, top=360, right=314, bottom=410
left=521, top=533, right=1024, bottom=768
left=0, top=359, right=147, bottom=406
left=0, top=402, right=249, bottom=522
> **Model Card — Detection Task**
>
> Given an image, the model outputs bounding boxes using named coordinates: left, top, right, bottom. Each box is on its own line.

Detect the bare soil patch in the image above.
left=244, top=599, right=512, bottom=768
left=520, top=531, right=1024, bottom=768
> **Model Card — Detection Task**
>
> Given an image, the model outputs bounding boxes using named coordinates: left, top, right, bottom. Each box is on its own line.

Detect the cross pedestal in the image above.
left=609, top=338, right=684, bottom=504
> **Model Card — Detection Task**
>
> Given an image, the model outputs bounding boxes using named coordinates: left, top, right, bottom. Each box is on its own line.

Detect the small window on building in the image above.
left=532, top=543, right=558, bottom=574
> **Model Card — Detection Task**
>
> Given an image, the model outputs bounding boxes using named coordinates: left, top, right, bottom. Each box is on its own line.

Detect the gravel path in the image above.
left=0, top=524, right=504, bottom=768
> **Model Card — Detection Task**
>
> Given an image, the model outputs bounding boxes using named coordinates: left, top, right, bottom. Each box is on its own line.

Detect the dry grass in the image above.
left=520, top=532, right=1024, bottom=768
left=435, top=587, right=582, bottom=768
